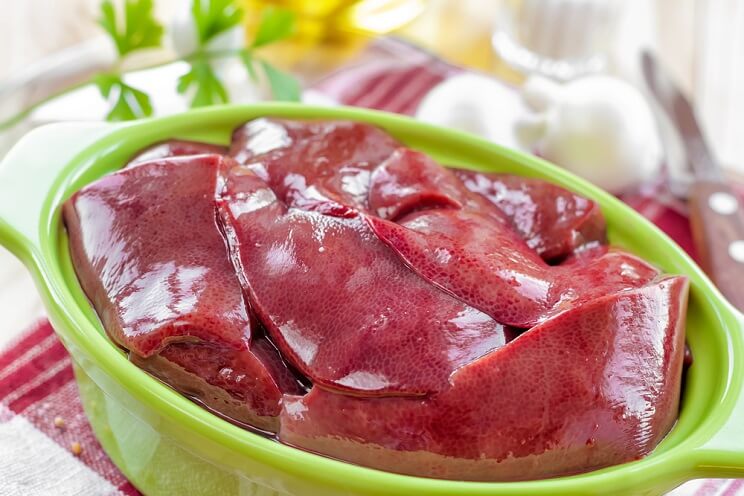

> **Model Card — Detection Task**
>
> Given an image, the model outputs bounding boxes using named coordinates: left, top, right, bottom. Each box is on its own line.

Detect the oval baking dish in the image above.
left=0, top=104, right=742, bottom=496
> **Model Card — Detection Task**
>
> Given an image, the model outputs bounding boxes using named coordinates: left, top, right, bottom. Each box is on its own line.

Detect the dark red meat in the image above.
left=63, top=155, right=303, bottom=430
left=368, top=148, right=468, bottom=220
left=368, top=148, right=512, bottom=223
left=280, top=276, right=688, bottom=480
left=369, top=209, right=658, bottom=327
left=456, top=170, right=606, bottom=261
left=229, top=118, right=400, bottom=216
left=219, top=172, right=513, bottom=396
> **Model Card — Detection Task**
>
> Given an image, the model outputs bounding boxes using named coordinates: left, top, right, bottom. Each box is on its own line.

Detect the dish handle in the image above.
left=691, top=312, right=744, bottom=477
left=0, top=122, right=118, bottom=262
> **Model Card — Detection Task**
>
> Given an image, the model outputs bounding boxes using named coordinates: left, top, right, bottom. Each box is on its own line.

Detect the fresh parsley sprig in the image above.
left=176, top=0, right=242, bottom=108
left=258, top=58, right=301, bottom=101
left=97, top=0, right=301, bottom=120
left=98, top=0, right=164, bottom=57
left=192, top=0, right=243, bottom=45
left=94, top=73, right=153, bottom=121
left=179, top=2, right=300, bottom=107
left=177, top=58, right=229, bottom=107
left=95, top=0, right=163, bottom=121
left=250, top=6, right=296, bottom=48
left=243, top=7, right=301, bottom=102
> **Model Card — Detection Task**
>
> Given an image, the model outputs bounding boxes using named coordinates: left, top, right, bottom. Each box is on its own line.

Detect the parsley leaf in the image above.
left=261, top=60, right=301, bottom=101
left=245, top=5, right=300, bottom=100
left=239, top=49, right=258, bottom=81
left=251, top=6, right=296, bottom=48
left=94, top=73, right=154, bottom=121
left=177, top=59, right=229, bottom=107
left=93, top=0, right=300, bottom=118
left=98, top=0, right=164, bottom=58
left=192, top=0, right=244, bottom=46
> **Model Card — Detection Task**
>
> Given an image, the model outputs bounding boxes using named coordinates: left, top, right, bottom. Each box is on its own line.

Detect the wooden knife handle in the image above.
left=688, top=180, right=744, bottom=311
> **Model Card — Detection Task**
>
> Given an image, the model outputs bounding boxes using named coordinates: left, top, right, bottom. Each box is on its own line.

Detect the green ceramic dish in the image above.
left=1, top=104, right=743, bottom=496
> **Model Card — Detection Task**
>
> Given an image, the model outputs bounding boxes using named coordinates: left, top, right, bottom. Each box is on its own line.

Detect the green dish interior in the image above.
left=34, top=105, right=742, bottom=495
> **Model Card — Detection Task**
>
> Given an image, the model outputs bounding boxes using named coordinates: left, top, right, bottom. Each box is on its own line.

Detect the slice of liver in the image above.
left=280, top=276, right=689, bottom=481
left=367, top=148, right=512, bottom=223
left=130, top=334, right=302, bottom=431
left=366, top=149, right=606, bottom=263
left=229, top=118, right=400, bottom=216
left=369, top=209, right=657, bottom=327
left=456, top=170, right=606, bottom=261
left=219, top=170, right=515, bottom=397
left=63, top=155, right=303, bottom=431
left=368, top=148, right=468, bottom=220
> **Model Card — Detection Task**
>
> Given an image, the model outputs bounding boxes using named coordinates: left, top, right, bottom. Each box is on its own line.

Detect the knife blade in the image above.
left=642, top=51, right=744, bottom=312
left=642, top=53, right=719, bottom=180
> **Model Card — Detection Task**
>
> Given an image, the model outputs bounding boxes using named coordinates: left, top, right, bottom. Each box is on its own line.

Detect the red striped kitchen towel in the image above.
left=0, top=37, right=737, bottom=496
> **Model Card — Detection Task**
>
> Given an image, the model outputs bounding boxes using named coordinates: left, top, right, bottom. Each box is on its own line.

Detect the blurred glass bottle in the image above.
left=243, top=0, right=424, bottom=75
left=244, top=0, right=424, bottom=42
left=493, top=0, right=622, bottom=80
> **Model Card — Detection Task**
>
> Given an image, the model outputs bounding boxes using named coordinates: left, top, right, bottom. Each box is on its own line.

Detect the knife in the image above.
left=642, top=51, right=744, bottom=312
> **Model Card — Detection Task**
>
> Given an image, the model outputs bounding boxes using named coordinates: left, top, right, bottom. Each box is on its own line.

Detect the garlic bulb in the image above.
left=516, top=75, right=662, bottom=193
left=415, top=73, right=529, bottom=151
